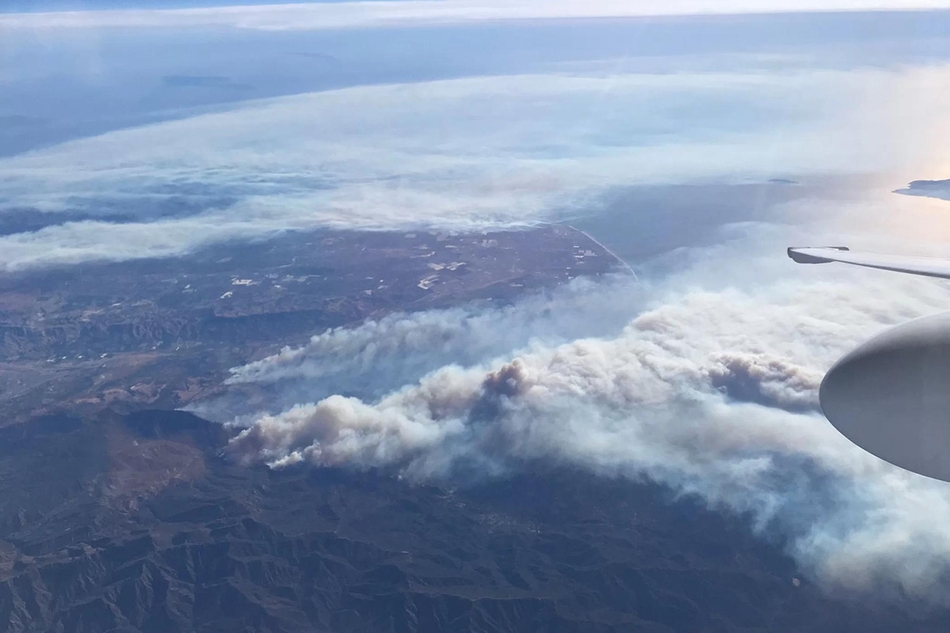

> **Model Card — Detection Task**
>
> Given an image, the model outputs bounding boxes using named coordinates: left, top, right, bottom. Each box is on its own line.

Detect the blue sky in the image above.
left=0, top=0, right=365, bottom=12
left=5, top=0, right=950, bottom=16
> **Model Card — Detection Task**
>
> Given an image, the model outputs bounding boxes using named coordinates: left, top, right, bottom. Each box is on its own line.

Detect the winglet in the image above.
left=787, top=246, right=850, bottom=264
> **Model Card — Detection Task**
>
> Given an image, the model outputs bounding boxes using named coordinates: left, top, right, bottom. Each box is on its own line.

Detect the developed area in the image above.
left=0, top=224, right=622, bottom=422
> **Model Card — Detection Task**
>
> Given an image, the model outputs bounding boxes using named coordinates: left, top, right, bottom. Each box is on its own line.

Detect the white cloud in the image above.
left=3, top=65, right=950, bottom=270
left=3, top=0, right=950, bottom=32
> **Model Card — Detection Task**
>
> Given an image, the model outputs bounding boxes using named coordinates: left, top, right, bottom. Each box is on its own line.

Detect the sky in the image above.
left=5, top=0, right=950, bottom=28
left=7, top=0, right=950, bottom=603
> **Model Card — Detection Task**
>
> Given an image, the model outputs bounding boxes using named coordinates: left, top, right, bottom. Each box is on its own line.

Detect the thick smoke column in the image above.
left=228, top=234, right=950, bottom=598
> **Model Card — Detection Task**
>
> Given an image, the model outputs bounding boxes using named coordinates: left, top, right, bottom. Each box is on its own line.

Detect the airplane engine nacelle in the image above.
left=820, top=311, right=950, bottom=482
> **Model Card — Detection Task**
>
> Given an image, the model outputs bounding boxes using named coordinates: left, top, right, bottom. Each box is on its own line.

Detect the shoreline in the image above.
left=565, top=224, right=637, bottom=280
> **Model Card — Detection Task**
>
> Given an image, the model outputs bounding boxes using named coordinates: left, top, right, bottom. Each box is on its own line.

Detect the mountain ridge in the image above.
left=1, top=409, right=948, bottom=632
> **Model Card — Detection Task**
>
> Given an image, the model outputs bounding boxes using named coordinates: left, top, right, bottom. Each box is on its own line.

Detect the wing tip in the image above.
left=788, top=246, right=850, bottom=264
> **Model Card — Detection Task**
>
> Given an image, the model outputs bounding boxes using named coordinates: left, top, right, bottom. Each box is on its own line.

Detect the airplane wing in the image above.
left=788, top=246, right=950, bottom=280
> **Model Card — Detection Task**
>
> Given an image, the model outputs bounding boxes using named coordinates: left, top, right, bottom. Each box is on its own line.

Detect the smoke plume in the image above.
left=226, top=230, right=950, bottom=598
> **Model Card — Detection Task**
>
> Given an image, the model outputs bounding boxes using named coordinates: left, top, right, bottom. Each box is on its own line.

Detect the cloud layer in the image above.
left=4, top=64, right=950, bottom=270
left=4, top=0, right=950, bottom=32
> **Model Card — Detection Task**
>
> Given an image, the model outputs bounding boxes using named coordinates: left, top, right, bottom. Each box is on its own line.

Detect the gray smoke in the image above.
left=706, top=351, right=823, bottom=412
left=226, top=229, right=950, bottom=598
left=222, top=275, right=640, bottom=408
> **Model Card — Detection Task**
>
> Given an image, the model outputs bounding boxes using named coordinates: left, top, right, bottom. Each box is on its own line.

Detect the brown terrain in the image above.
left=0, top=224, right=621, bottom=423
left=2, top=225, right=947, bottom=632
